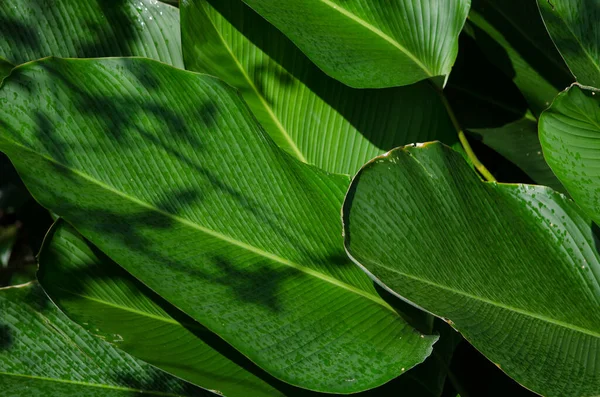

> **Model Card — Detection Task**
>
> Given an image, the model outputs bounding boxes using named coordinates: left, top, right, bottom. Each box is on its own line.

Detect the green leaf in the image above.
left=39, top=220, right=316, bottom=397
left=471, top=114, right=565, bottom=192
left=468, top=0, right=573, bottom=115
left=538, top=0, right=600, bottom=87
left=235, top=0, right=470, bottom=88
left=0, top=282, right=207, bottom=396
left=0, top=57, right=436, bottom=393
left=0, top=0, right=183, bottom=67
left=181, top=0, right=457, bottom=174
left=40, top=220, right=460, bottom=397
left=539, top=84, right=600, bottom=223
left=342, top=142, right=600, bottom=397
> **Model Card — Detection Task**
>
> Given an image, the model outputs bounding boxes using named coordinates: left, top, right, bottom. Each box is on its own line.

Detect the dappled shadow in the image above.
left=0, top=0, right=164, bottom=64
left=205, top=0, right=452, bottom=151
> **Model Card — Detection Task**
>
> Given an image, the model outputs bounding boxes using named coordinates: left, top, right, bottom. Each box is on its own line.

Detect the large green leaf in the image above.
left=539, top=84, right=600, bottom=223
left=39, top=220, right=312, bottom=397
left=342, top=142, right=600, bottom=397
left=468, top=0, right=573, bottom=115
left=0, top=57, right=436, bottom=393
left=235, top=0, right=470, bottom=88
left=0, top=282, right=207, bottom=396
left=0, top=0, right=183, bottom=67
left=40, top=220, right=460, bottom=397
left=181, top=0, right=457, bottom=174
left=538, top=0, right=600, bottom=87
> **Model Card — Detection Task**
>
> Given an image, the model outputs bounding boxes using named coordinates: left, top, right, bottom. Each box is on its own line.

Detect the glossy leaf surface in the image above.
left=0, top=57, right=436, bottom=393
left=343, top=142, right=600, bottom=397
left=0, top=0, right=183, bottom=67
left=40, top=220, right=462, bottom=397
left=0, top=283, right=206, bottom=396
left=39, top=220, right=312, bottom=397
left=181, top=0, right=457, bottom=174
left=237, top=0, right=470, bottom=88
left=538, top=0, right=600, bottom=87
left=540, top=84, right=600, bottom=223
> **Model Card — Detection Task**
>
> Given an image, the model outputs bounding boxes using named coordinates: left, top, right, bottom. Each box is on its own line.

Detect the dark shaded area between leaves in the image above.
left=471, top=0, right=573, bottom=95
left=442, top=340, right=538, bottom=397
left=0, top=154, right=53, bottom=287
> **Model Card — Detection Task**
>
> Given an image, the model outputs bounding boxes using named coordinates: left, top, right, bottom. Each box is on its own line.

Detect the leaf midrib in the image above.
left=0, top=372, right=186, bottom=396
left=54, top=285, right=202, bottom=330
left=542, top=4, right=600, bottom=83
left=205, top=6, right=307, bottom=163
left=349, top=254, right=600, bottom=338
left=1, top=137, right=394, bottom=313
left=317, top=0, right=433, bottom=76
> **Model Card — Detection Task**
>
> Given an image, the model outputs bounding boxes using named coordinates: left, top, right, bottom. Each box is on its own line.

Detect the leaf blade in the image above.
left=342, top=142, right=600, bottom=397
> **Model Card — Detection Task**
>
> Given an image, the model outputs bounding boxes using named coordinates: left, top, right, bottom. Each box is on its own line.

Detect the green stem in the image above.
left=436, top=86, right=497, bottom=183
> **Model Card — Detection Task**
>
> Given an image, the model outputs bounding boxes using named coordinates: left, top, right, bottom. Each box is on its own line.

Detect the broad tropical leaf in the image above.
left=39, top=220, right=312, bottom=397
left=236, top=0, right=471, bottom=88
left=0, top=0, right=183, bottom=67
left=540, top=84, right=600, bottom=223
left=40, top=220, right=461, bottom=397
left=468, top=0, right=573, bottom=115
left=0, top=57, right=436, bottom=393
left=0, top=282, right=207, bottom=396
left=342, top=142, right=600, bottom=397
left=181, top=0, right=457, bottom=174
left=538, top=0, right=600, bottom=87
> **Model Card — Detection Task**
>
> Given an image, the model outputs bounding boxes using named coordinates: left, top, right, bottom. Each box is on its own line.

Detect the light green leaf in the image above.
left=0, top=57, right=436, bottom=393
left=342, top=142, right=600, bottom=397
left=39, top=220, right=313, bottom=397
left=181, top=0, right=457, bottom=174
left=538, top=0, right=600, bottom=87
left=0, top=282, right=207, bottom=396
left=235, top=0, right=470, bottom=88
left=468, top=0, right=573, bottom=115
left=540, top=84, right=600, bottom=223
left=0, top=0, right=183, bottom=67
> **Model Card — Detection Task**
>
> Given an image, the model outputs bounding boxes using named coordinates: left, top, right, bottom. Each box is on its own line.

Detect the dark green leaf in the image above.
left=342, top=142, right=600, bottom=397
left=0, top=0, right=183, bottom=67
left=39, top=220, right=314, bottom=397
left=0, top=57, right=436, bottom=393
left=540, top=84, right=600, bottom=223
left=468, top=0, right=573, bottom=115
left=538, top=0, right=600, bottom=87
left=0, top=282, right=207, bottom=396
